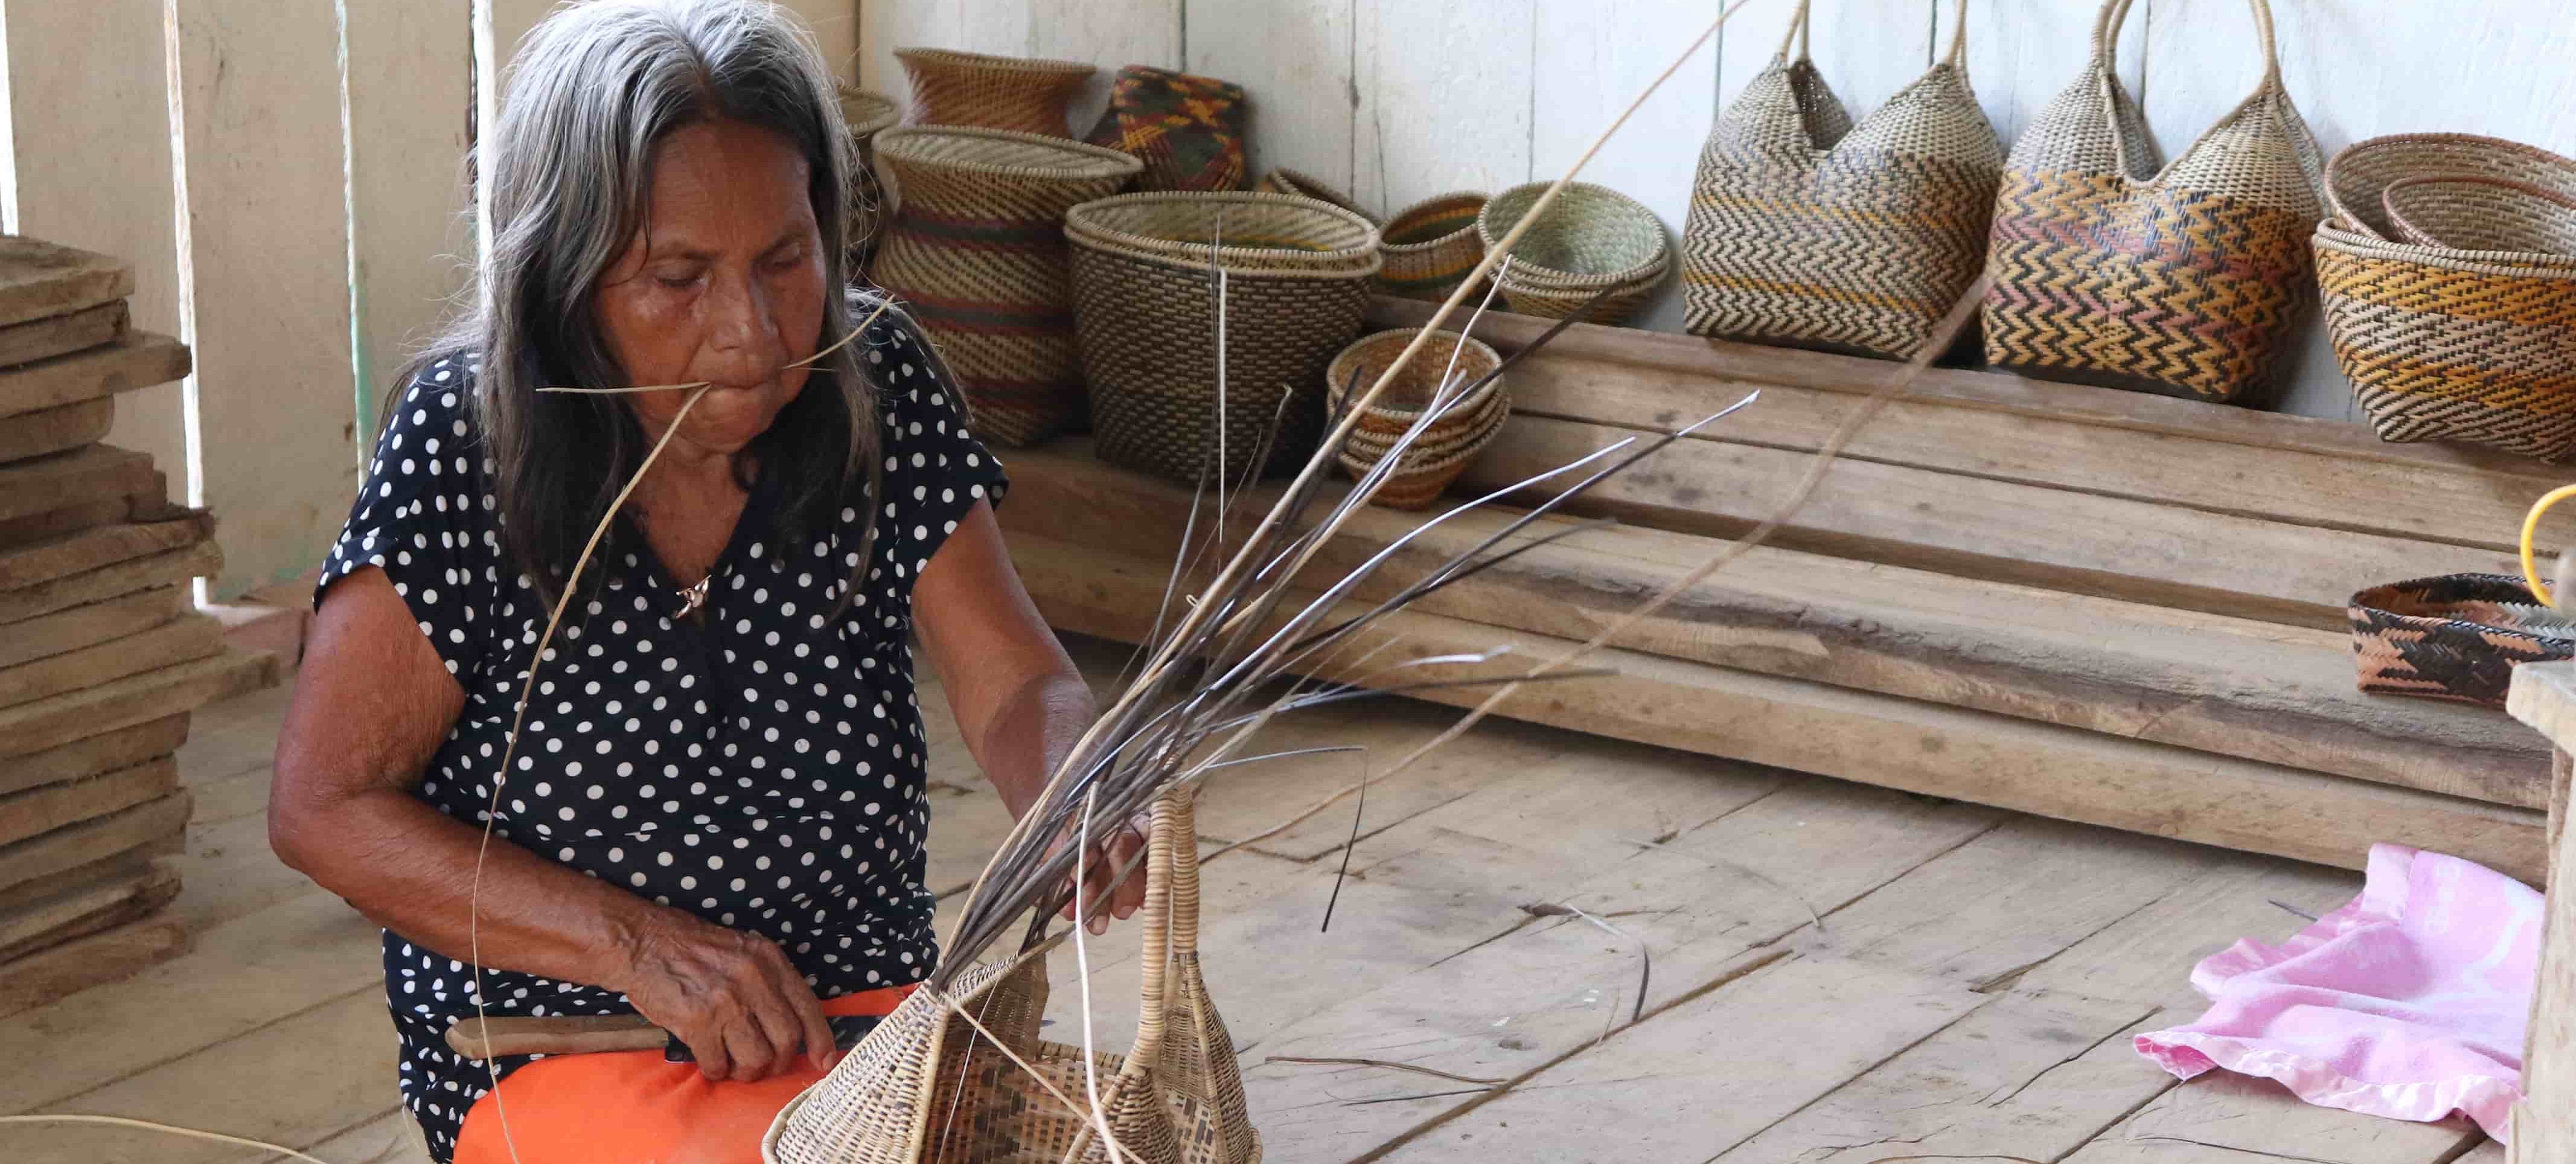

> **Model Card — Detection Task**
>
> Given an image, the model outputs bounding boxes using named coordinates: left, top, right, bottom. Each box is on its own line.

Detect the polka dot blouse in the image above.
left=313, top=309, right=1006, bottom=1162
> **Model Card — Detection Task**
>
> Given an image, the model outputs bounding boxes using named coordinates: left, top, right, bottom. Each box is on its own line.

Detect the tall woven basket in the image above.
left=1682, top=0, right=2002, bottom=360
left=840, top=88, right=903, bottom=266
left=765, top=791, right=1259, bottom=1164
left=896, top=48, right=1095, bottom=138
left=1981, top=0, right=2325, bottom=404
left=1066, top=191, right=1381, bottom=482
left=868, top=127, right=1143, bottom=446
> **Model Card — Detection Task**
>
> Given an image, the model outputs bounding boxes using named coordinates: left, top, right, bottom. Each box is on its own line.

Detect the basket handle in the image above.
left=1940, top=0, right=1970, bottom=70
left=1774, top=0, right=1814, bottom=63
left=1117, top=788, right=1187, bottom=1067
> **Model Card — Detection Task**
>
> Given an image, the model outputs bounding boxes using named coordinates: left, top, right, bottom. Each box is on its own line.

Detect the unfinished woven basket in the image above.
left=1982, top=0, right=2325, bottom=404
left=1254, top=168, right=1376, bottom=224
left=1682, top=0, right=2002, bottom=360
left=841, top=88, right=903, bottom=266
left=2380, top=174, right=2576, bottom=254
left=896, top=48, right=1095, bottom=138
left=1066, top=191, right=1380, bottom=482
left=868, top=127, right=1142, bottom=446
left=1475, top=181, right=1670, bottom=325
left=1375, top=193, right=1489, bottom=303
left=2324, top=133, right=2576, bottom=243
left=765, top=791, right=1258, bottom=1164
left=1325, top=328, right=1509, bottom=510
left=2350, top=574, right=2576, bottom=708
left=1084, top=66, right=1251, bottom=193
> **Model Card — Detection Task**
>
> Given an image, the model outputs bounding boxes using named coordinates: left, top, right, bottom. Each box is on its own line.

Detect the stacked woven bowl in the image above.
left=1475, top=181, right=1670, bottom=325
left=1326, top=328, right=1509, bottom=510
left=2314, top=135, right=2576, bottom=460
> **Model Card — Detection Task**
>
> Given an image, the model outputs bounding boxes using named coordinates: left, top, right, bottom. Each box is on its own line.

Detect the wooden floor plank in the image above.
left=0, top=916, right=185, bottom=1021
left=0, top=862, right=181, bottom=962
left=0, top=398, right=113, bottom=464
left=0, top=539, right=221, bottom=626
left=0, top=586, right=188, bottom=672
left=0, top=302, right=126, bottom=372
left=0, top=512, right=211, bottom=592
left=0, top=792, right=187, bottom=894
left=0, top=331, right=190, bottom=421
left=0, top=649, right=275, bottom=761
left=0, top=446, right=158, bottom=526
left=165, top=810, right=321, bottom=935
left=0, top=615, right=223, bottom=710
left=2065, top=1072, right=2481, bottom=1164
left=0, top=757, right=178, bottom=848
left=1, top=715, right=190, bottom=798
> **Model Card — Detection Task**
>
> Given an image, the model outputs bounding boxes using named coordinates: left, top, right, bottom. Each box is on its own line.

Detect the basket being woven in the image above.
left=1325, top=328, right=1509, bottom=510
left=2315, top=220, right=2576, bottom=459
left=868, top=127, right=1142, bottom=446
left=2324, top=133, right=2576, bottom=243
left=1981, top=0, right=2325, bottom=404
left=1376, top=193, right=1489, bottom=303
left=766, top=791, right=1258, bottom=1164
left=1067, top=191, right=1380, bottom=482
left=2350, top=574, right=2576, bottom=708
left=1682, top=0, right=2002, bottom=360
left=896, top=48, right=1095, bottom=138
left=841, top=88, right=903, bottom=266
left=1475, top=181, right=1670, bottom=325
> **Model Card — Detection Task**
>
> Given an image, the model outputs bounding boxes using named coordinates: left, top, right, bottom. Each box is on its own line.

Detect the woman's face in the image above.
left=595, top=118, right=827, bottom=456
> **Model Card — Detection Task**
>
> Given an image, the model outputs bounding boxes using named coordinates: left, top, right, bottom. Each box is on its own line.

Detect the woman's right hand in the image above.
left=610, top=915, right=836, bottom=1082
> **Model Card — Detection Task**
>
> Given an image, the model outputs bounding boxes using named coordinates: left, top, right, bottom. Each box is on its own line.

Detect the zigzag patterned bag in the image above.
left=1682, top=0, right=2002, bottom=361
left=1982, top=0, right=2325, bottom=405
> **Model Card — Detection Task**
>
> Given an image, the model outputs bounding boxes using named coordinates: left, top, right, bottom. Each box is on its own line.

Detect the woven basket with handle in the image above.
left=1066, top=191, right=1380, bottom=483
left=1376, top=193, right=1489, bottom=303
left=1982, top=0, right=2325, bottom=405
left=1682, top=0, right=2002, bottom=360
left=765, top=790, right=1257, bottom=1164
left=1475, top=181, right=1670, bottom=325
left=868, top=127, right=1142, bottom=447
left=896, top=48, right=1095, bottom=138
left=841, top=88, right=903, bottom=266
left=1326, top=328, right=1509, bottom=510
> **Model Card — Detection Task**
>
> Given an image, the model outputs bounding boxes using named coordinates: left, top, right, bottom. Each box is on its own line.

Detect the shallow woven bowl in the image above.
left=1325, top=328, right=1509, bottom=509
left=1376, top=192, right=1489, bottom=302
left=1476, top=181, right=1669, bottom=292
left=2381, top=174, right=2576, bottom=255
left=2349, top=573, right=2576, bottom=707
left=1493, top=254, right=1668, bottom=325
left=871, top=124, right=1144, bottom=192
left=2327, top=134, right=2576, bottom=243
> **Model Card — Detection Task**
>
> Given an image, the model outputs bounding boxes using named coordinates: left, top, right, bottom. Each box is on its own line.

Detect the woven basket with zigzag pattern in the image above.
left=1681, top=0, right=2002, bottom=361
left=2350, top=574, right=2576, bottom=708
left=1981, top=0, right=2324, bottom=405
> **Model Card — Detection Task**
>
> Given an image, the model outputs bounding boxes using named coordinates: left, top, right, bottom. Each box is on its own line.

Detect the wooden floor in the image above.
left=0, top=636, right=2506, bottom=1164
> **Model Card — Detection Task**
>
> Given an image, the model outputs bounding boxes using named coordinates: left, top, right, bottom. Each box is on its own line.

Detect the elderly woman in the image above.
left=267, top=4, right=1136, bottom=1162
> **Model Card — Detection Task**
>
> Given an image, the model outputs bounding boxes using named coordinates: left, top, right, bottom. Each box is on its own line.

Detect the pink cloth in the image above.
left=2136, top=844, right=2542, bottom=1143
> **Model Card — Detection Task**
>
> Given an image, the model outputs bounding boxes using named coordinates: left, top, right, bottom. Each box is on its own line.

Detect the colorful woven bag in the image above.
left=867, top=127, right=1142, bottom=446
left=1084, top=66, right=1251, bottom=193
left=1681, top=0, right=2002, bottom=361
left=1982, top=0, right=2325, bottom=404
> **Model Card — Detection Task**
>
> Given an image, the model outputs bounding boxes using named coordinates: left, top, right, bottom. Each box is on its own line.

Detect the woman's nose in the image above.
left=704, top=267, right=784, bottom=385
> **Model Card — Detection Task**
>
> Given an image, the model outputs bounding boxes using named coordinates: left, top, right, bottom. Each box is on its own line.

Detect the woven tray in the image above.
left=2350, top=573, right=2576, bottom=707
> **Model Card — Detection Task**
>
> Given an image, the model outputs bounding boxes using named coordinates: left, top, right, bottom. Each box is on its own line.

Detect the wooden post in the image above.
left=2501, top=663, right=2576, bottom=1162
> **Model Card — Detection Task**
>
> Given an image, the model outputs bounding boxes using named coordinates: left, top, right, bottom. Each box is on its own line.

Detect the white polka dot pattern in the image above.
left=312, top=312, right=1006, bottom=1161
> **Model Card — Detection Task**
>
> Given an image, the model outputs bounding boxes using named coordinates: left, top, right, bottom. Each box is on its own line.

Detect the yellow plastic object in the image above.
left=2518, top=484, right=2576, bottom=607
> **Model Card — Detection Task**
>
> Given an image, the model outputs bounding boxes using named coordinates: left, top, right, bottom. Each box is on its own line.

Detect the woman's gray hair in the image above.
left=429, top=0, right=882, bottom=609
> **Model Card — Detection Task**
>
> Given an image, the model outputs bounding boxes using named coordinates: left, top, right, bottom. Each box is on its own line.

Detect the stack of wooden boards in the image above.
left=0, top=237, right=278, bottom=1017
left=1000, top=296, right=2567, bottom=885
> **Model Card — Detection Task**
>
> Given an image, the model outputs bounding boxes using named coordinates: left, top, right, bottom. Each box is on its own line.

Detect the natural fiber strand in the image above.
left=1257, top=1058, right=1506, bottom=1086
left=0, top=1114, right=336, bottom=1164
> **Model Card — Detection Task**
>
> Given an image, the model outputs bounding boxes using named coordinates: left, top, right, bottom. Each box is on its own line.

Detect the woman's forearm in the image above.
left=971, top=663, right=1096, bottom=820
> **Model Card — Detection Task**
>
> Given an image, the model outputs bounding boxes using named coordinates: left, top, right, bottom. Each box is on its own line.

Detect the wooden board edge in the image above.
left=0, top=916, right=188, bottom=1021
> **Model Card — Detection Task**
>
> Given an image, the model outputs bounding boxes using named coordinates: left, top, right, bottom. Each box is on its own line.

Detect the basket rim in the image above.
left=2350, top=572, right=2576, bottom=645
left=1105, top=62, right=1249, bottom=98
left=1326, top=327, right=1507, bottom=421
left=1261, top=167, right=1376, bottom=221
left=837, top=86, right=901, bottom=138
left=1066, top=191, right=1384, bottom=278
left=2316, top=219, right=2576, bottom=280
left=1493, top=251, right=1670, bottom=296
left=1382, top=191, right=1489, bottom=252
left=892, top=45, right=1096, bottom=79
left=2380, top=172, right=2576, bottom=252
left=2327, top=133, right=2576, bottom=240
left=872, top=124, right=1144, bottom=182
left=1475, top=180, right=1669, bottom=286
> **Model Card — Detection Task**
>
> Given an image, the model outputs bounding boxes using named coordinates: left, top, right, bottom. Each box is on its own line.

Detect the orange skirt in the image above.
left=451, top=985, right=914, bottom=1164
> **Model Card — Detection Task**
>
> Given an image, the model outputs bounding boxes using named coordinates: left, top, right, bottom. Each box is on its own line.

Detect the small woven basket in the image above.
left=1325, top=328, right=1509, bottom=510
left=2325, top=133, right=2576, bottom=243
left=840, top=88, right=903, bottom=264
left=1084, top=66, right=1251, bottom=193
left=1375, top=193, right=1488, bottom=303
left=2380, top=174, right=2576, bottom=254
left=868, top=127, right=1142, bottom=446
left=1066, top=191, right=1380, bottom=483
left=2350, top=574, right=2576, bottom=708
left=1254, top=168, right=1376, bottom=224
left=895, top=47, right=1095, bottom=138
left=1475, top=182, right=1671, bottom=325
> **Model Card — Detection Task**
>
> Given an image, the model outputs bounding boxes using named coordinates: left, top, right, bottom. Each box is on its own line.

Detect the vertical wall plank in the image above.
left=1719, top=0, right=1939, bottom=126
left=0, top=0, right=189, bottom=490
left=344, top=0, right=473, bottom=441
left=855, top=1, right=1033, bottom=118
left=1032, top=0, right=1181, bottom=135
left=1968, top=0, right=2143, bottom=152
left=772, top=0, right=859, bottom=83
left=1188, top=0, right=1356, bottom=195
left=172, top=0, right=357, bottom=597
left=1531, top=0, right=1725, bottom=333
left=1353, top=0, right=1535, bottom=221
left=487, top=0, right=558, bottom=77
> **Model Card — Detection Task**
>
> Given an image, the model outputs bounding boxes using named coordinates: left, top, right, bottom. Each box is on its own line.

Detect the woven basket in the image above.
left=2315, top=222, right=2576, bottom=459
left=1066, top=191, right=1380, bottom=482
left=1475, top=182, right=1670, bottom=325
left=1084, top=66, right=1250, bottom=193
left=896, top=48, right=1095, bottom=138
left=765, top=791, right=1258, bottom=1164
left=2380, top=174, right=2576, bottom=254
left=2350, top=574, right=2576, bottom=708
left=868, top=127, right=1142, bottom=446
left=2324, top=133, right=2576, bottom=243
left=1254, top=169, right=1375, bottom=224
left=1325, top=328, right=1509, bottom=510
left=1682, top=0, right=2002, bottom=360
left=1376, top=193, right=1488, bottom=303
left=1982, top=0, right=2325, bottom=405
left=841, top=88, right=903, bottom=265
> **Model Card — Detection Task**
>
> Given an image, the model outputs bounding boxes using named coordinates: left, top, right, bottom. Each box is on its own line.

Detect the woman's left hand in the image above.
left=1061, top=811, right=1151, bottom=934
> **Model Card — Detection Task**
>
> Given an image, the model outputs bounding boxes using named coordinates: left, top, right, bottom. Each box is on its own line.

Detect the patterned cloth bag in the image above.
left=1982, top=0, right=2325, bottom=404
left=1085, top=66, right=1251, bottom=193
left=1682, top=0, right=2002, bottom=361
